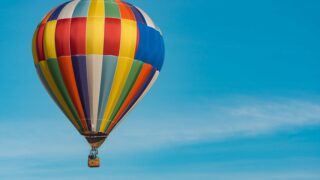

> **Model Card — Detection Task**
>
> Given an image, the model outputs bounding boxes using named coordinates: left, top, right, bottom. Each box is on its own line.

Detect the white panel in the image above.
left=86, top=55, right=103, bottom=132
left=58, top=0, right=80, bottom=20
left=136, top=7, right=156, bottom=29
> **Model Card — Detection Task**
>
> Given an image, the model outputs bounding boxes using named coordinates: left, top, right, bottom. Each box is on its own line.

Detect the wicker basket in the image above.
left=88, top=158, right=100, bottom=168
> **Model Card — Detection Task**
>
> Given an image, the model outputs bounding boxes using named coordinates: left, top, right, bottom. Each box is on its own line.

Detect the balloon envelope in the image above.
left=32, top=0, right=164, bottom=147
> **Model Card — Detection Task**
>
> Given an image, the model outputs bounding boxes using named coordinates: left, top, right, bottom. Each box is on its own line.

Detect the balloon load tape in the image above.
left=82, top=132, right=108, bottom=148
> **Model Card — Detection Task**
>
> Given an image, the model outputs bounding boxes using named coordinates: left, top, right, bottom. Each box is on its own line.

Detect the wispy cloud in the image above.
left=106, top=97, right=320, bottom=152
left=1, top=97, right=320, bottom=157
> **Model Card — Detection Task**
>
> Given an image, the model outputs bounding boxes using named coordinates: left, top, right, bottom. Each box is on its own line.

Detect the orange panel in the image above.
left=117, top=2, right=135, bottom=20
left=106, top=64, right=153, bottom=133
left=58, top=56, right=88, bottom=131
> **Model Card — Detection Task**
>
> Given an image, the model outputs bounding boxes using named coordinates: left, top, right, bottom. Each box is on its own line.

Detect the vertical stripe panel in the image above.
left=135, top=24, right=140, bottom=57
left=134, top=23, right=147, bottom=61
left=97, top=56, right=118, bottom=131
left=46, top=59, right=86, bottom=130
left=36, top=65, right=84, bottom=133
left=41, top=8, right=56, bottom=25
left=43, top=21, right=57, bottom=59
left=107, top=70, right=159, bottom=133
left=105, top=60, right=143, bottom=130
left=118, top=2, right=135, bottom=20
left=36, top=24, right=46, bottom=61
left=58, top=56, right=89, bottom=131
left=58, top=0, right=80, bottom=19
left=99, top=57, right=133, bottom=132
left=86, top=55, right=103, bottom=131
left=88, top=0, right=105, bottom=17
left=127, top=71, right=160, bottom=114
left=70, top=18, right=87, bottom=55
left=38, top=61, right=82, bottom=131
left=136, top=7, right=156, bottom=29
left=32, top=28, right=39, bottom=64
left=104, top=18, right=121, bottom=56
left=55, top=19, right=72, bottom=57
left=105, top=1, right=121, bottom=18
left=119, top=19, right=137, bottom=58
left=149, top=29, right=161, bottom=69
left=124, top=2, right=146, bottom=24
left=135, top=24, right=164, bottom=70
left=107, top=63, right=152, bottom=132
left=86, top=17, right=105, bottom=55
left=36, top=65, right=63, bottom=112
left=72, top=56, right=91, bottom=128
left=72, top=0, right=90, bottom=17
left=48, top=2, right=69, bottom=21
left=120, top=68, right=156, bottom=116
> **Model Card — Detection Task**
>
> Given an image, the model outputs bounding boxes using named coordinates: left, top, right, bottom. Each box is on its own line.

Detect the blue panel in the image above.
left=158, top=37, right=165, bottom=70
left=154, top=33, right=165, bottom=71
left=72, top=56, right=92, bottom=131
left=97, top=56, right=118, bottom=131
left=148, top=27, right=158, bottom=68
left=135, top=23, right=148, bottom=61
left=135, top=23, right=165, bottom=70
left=72, top=0, right=90, bottom=17
left=48, top=2, right=70, bottom=21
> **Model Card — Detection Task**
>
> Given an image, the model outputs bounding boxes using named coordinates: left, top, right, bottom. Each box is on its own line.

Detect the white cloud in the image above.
left=107, top=98, right=320, bottom=151
left=1, top=97, right=320, bottom=157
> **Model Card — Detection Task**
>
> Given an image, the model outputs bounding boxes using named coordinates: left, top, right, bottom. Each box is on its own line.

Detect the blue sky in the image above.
left=1, top=0, right=320, bottom=179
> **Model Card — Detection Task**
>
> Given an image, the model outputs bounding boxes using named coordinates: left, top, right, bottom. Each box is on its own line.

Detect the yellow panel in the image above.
left=32, top=28, right=39, bottom=64
left=109, top=71, right=160, bottom=133
left=123, top=71, right=159, bottom=119
left=99, top=57, right=133, bottom=132
left=38, top=61, right=81, bottom=131
left=119, top=19, right=137, bottom=58
left=43, top=21, right=57, bottom=59
left=86, top=17, right=105, bottom=55
left=88, top=0, right=105, bottom=17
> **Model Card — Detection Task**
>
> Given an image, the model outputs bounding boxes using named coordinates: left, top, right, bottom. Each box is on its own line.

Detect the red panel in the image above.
left=104, top=18, right=121, bottom=56
left=55, top=19, right=72, bottom=57
left=70, top=18, right=87, bottom=55
left=118, top=2, right=135, bottom=20
left=36, top=24, right=46, bottom=61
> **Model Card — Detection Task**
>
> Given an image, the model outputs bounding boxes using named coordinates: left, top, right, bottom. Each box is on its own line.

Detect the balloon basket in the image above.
left=88, top=157, right=100, bottom=168
left=88, top=148, right=100, bottom=168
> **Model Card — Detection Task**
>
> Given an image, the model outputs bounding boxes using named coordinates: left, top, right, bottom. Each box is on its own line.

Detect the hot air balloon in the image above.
left=32, top=0, right=164, bottom=168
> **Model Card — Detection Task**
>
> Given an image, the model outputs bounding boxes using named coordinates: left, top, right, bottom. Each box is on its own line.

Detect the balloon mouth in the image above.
left=82, top=132, right=108, bottom=148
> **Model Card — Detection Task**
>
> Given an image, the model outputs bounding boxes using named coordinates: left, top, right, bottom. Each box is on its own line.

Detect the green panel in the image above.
left=36, top=65, right=63, bottom=115
left=97, top=56, right=118, bottom=130
left=46, top=59, right=84, bottom=131
left=105, top=60, right=143, bottom=130
left=105, top=1, right=121, bottom=18
left=36, top=64, right=82, bottom=132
